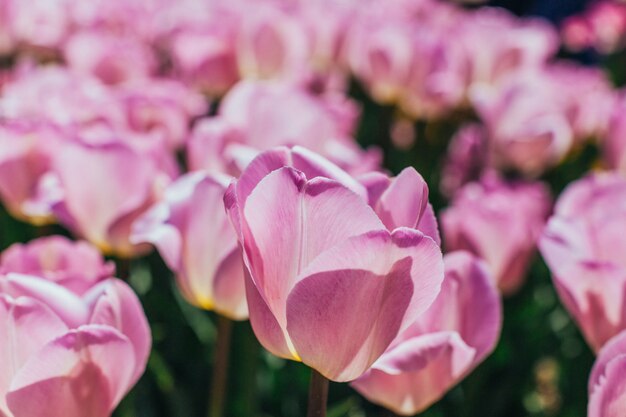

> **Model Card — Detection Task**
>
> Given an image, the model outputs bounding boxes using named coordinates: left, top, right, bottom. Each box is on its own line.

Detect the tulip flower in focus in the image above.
left=132, top=171, right=247, bottom=320
left=351, top=251, right=501, bottom=415
left=588, top=330, right=626, bottom=417
left=0, top=236, right=114, bottom=295
left=442, top=174, right=551, bottom=295
left=540, top=173, right=626, bottom=352
left=0, top=272, right=151, bottom=417
left=225, top=146, right=444, bottom=382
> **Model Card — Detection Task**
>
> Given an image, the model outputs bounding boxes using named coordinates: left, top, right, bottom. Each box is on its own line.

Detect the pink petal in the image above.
left=285, top=228, right=443, bottom=381
left=242, top=167, right=383, bottom=331
left=85, top=279, right=151, bottom=384
left=52, top=141, right=155, bottom=250
left=589, top=331, right=626, bottom=417
left=6, top=325, right=136, bottom=417
left=0, top=274, right=89, bottom=328
left=351, top=332, right=476, bottom=415
left=0, top=295, right=68, bottom=415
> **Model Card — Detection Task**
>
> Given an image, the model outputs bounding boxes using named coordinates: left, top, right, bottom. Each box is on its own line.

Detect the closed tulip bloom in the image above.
left=351, top=251, right=501, bottom=415
left=442, top=174, right=551, bottom=295
left=50, top=139, right=172, bottom=258
left=0, top=236, right=114, bottom=296
left=588, top=330, right=626, bottom=417
left=0, top=273, right=151, bottom=417
left=132, top=172, right=247, bottom=320
left=540, top=173, right=626, bottom=352
left=225, top=147, right=444, bottom=382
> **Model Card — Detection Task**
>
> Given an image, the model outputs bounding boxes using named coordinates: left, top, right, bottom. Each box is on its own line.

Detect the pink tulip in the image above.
left=113, top=78, right=207, bottom=150
left=0, top=121, right=63, bottom=224
left=540, top=173, right=626, bottom=352
left=471, top=73, right=574, bottom=176
left=132, top=172, right=247, bottom=320
left=0, top=236, right=114, bottom=296
left=588, top=330, right=626, bottom=417
left=440, top=123, right=488, bottom=198
left=351, top=251, right=501, bottom=415
left=169, top=26, right=239, bottom=96
left=225, top=147, right=444, bottom=382
left=50, top=138, right=172, bottom=258
left=0, top=66, right=124, bottom=130
left=63, top=30, right=157, bottom=85
left=236, top=6, right=311, bottom=81
left=5, top=0, right=70, bottom=49
left=0, top=273, right=151, bottom=417
left=358, top=167, right=440, bottom=244
left=457, top=8, right=558, bottom=89
left=186, top=80, right=379, bottom=176
left=442, top=174, right=551, bottom=295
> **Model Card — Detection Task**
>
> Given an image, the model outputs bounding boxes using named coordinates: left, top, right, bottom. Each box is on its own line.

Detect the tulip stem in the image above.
left=307, top=368, right=329, bottom=417
left=209, top=315, right=233, bottom=417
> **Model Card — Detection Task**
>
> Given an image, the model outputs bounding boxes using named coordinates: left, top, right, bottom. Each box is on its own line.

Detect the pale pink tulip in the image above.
left=225, top=147, right=444, bottom=382
left=50, top=139, right=172, bottom=258
left=471, top=73, right=574, bottom=176
left=113, top=78, right=207, bottom=150
left=588, top=330, right=626, bottom=417
left=132, top=172, right=247, bottom=320
left=63, top=30, right=157, bottom=85
left=0, top=236, right=114, bottom=296
left=186, top=80, right=379, bottom=176
left=442, top=174, right=551, bottom=295
left=351, top=251, right=501, bottom=415
left=540, top=173, right=626, bottom=352
left=236, top=6, right=311, bottom=81
left=169, top=26, right=239, bottom=96
left=0, top=122, right=63, bottom=224
left=0, top=273, right=151, bottom=417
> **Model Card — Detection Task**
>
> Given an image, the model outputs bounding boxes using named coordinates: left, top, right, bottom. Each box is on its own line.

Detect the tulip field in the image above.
left=2, top=0, right=626, bottom=416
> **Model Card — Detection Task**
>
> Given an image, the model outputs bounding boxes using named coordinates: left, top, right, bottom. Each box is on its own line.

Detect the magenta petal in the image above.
left=588, top=331, right=626, bottom=417
left=244, top=268, right=294, bottom=360
left=285, top=229, right=443, bottom=381
left=377, top=167, right=429, bottom=230
left=1, top=273, right=89, bottom=328
left=85, top=279, right=151, bottom=384
left=352, top=332, right=476, bottom=415
left=0, top=295, right=68, bottom=415
left=6, top=325, right=136, bottom=417
left=242, top=167, right=383, bottom=328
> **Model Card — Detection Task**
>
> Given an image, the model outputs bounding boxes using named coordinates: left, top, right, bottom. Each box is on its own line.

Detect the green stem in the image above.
left=307, top=369, right=329, bottom=417
left=209, top=315, right=233, bottom=417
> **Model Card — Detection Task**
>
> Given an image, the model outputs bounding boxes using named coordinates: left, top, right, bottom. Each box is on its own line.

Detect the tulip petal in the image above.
left=286, top=228, right=443, bottom=381
left=243, top=167, right=384, bottom=328
left=351, top=332, right=475, bottom=415
left=6, top=325, right=135, bottom=417
left=0, top=274, right=89, bottom=328
left=53, top=141, right=154, bottom=247
left=377, top=168, right=428, bottom=231
left=0, top=295, right=68, bottom=416
left=85, top=279, right=151, bottom=384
